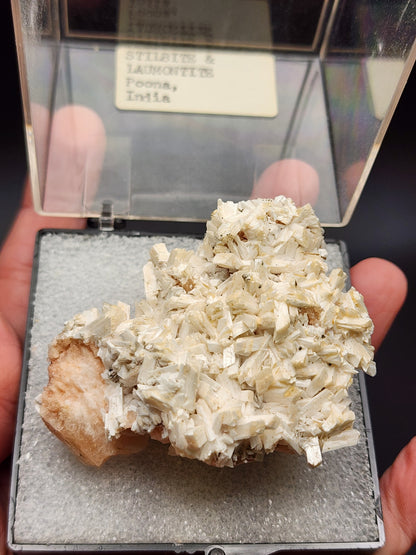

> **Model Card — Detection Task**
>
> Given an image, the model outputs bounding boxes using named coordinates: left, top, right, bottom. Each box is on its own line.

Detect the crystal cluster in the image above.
left=52, top=197, right=375, bottom=467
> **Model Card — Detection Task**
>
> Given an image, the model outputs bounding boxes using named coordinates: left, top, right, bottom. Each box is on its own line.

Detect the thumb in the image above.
left=0, top=313, right=22, bottom=463
left=377, top=437, right=416, bottom=554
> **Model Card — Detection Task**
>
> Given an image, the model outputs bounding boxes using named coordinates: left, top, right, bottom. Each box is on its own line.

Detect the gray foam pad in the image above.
left=10, top=232, right=382, bottom=550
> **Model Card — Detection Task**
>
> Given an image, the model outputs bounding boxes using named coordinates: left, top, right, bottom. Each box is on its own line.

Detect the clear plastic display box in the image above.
left=8, top=1, right=416, bottom=553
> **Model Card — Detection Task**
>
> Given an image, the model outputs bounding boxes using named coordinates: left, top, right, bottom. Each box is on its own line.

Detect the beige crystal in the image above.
left=39, top=196, right=375, bottom=467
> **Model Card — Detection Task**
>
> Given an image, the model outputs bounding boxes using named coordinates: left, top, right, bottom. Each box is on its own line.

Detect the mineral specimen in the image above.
left=39, top=196, right=375, bottom=467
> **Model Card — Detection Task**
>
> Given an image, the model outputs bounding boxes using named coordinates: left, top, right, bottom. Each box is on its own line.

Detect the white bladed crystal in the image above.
left=57, top=197, right=375, bottom=468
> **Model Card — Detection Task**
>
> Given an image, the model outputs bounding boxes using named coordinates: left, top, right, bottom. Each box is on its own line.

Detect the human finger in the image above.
left=341, top=160, right=366, bottom=203
left=251, top=159, right=320, bottom=206
left=350, top=258, right=407, bottom=351
left=0, top=179, right=85, bottom=341
left=43, top=105, right=106, bottom=213
left=376, top=437, right=416, bottom=554
left=0, top=313, right=21, bottom=463
left=29, top=103, right=50, bottom=188
left=0, top=104, right=106, bottom=340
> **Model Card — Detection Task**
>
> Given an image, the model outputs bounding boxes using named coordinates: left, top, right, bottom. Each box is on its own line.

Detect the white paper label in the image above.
left=115, top=45, right=278, bottom=117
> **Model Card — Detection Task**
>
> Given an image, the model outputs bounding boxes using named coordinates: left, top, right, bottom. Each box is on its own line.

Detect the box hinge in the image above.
left=88, top=201, right=126, bottom=231
left=99, top=200, right=115, bottom=231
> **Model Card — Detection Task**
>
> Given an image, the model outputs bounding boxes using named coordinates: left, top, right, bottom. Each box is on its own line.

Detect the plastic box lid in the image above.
left=11, top=0, right=416, bottom=225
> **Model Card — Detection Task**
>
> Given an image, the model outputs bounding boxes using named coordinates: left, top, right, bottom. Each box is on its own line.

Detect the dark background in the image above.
left=1, top=1, right=415, bottom=552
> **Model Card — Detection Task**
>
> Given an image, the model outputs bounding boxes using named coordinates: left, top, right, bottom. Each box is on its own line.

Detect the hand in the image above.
left=0, top=114, right=413, bottom=553
left=351, top=260, right=415, bottom=554
left=0, top=180, right=85, bottom=550
left=0, top=103, right=104, bottom=551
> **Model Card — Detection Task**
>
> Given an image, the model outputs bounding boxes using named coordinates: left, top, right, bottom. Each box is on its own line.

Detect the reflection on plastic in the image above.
left=31, top=104, right=107, bottom=214
left=341, top=159, right=366, bottom=204
left=251, top=159, right=320, bottom=207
